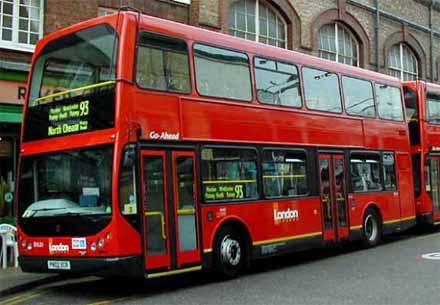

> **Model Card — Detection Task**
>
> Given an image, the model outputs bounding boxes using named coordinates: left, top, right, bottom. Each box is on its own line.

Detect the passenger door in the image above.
left=319, top=153, right=349, bottom=241
left=140, top=149, right=201, bottom=276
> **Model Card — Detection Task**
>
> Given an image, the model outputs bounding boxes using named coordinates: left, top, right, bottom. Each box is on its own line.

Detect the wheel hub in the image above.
left=220, top=235, right=241, bottom=266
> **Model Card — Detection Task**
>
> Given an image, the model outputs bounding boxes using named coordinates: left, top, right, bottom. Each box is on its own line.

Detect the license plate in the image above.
left=47, top=260, right=71, bottom=270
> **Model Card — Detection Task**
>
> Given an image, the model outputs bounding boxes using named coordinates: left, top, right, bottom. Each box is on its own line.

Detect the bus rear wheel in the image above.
left=213, top=227, right=245, bottom=279
left=362, top=208, right=382, bottom=247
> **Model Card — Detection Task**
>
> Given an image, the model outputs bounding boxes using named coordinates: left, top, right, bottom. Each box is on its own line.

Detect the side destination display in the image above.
left=23, top=81, right=115, bottom=141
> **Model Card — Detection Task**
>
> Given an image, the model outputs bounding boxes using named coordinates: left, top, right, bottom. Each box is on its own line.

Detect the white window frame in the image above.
left=0, top=0, right=44, bottom=52
left=98, top=7, right=117, bottom=17
left=318, top=23, right=359, bottom=67
left=388, top=43, right=418, bottom=81
left=229, top=0, right=287, bottom=49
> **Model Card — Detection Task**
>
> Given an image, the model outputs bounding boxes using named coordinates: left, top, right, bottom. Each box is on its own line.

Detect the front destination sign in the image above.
left=47, top=101, right=90, bottom=136
left=23, top=82, right=115, bottom=141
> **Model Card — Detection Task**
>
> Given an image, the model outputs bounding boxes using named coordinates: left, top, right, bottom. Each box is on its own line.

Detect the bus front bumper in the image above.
left=18, top=255, right=143, bottom=278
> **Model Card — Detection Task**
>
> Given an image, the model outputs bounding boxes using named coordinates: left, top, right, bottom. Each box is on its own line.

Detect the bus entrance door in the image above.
left=141, top=150, right=201, bottom=276
left=319, top=154, right=349, bottom=242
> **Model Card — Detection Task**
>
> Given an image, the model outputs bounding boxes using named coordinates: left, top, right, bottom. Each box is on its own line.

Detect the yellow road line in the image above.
left=0, top=290, right=47, bottom=305
left=253, top=231, right=322, bottom=246
left=87, top=296, right=131, bottom=305
left=146, top=266, right=202, bottom=279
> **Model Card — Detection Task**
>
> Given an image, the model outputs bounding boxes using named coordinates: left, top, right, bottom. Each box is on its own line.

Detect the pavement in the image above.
left=0, top=267, right=66, bottom=297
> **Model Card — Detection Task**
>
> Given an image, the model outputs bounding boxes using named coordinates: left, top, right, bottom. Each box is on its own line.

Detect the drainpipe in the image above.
left=374, top=0, right=380, bottom=72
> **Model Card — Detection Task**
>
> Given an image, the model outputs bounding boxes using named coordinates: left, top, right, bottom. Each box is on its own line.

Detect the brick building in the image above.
left=0, top=0, right=439, bottom=216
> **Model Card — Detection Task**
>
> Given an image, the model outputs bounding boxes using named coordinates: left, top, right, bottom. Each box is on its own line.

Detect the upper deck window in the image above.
left=254, top=57, right=301, bottom=107
left=136, top=32, right=190, bottom=93
left=0, top=0, right=43, bottom=52
left=375, top=84, right=404, bottom=121
left=228, top=0, right=286, bottom=48
left=303, top=67, right=342, bottom=113
left=194, top=44, right=252, bottom=101
left=318, top=23, right=358, bottom=66
left=426, top=92, right=440, bottom=124
left=342, top=76, right=375, bottom=118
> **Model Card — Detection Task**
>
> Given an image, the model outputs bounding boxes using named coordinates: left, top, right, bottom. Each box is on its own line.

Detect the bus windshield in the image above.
left=18, top=145, right=113, bottom=236
left=23, top=23, right=117, bottom=142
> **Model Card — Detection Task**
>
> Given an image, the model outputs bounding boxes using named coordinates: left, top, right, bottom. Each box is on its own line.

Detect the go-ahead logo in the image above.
left=273, top=203, right=299, bottom=224
left=149, top=131, right=180, bottom=140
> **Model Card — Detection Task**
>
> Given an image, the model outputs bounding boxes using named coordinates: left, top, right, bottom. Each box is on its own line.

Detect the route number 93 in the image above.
left=79, top=100, right=89, bottom=116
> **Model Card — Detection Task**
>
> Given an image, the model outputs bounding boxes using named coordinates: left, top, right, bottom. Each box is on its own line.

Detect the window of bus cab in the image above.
left=18, top=145, right=113, bottom=236
left=23, top=23, right=117, bottom=142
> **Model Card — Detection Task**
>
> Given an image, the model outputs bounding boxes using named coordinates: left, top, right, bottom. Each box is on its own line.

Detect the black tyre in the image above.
left=213, top=226, right=246, bottom=279
left=362, top=208, right=382, bottom=247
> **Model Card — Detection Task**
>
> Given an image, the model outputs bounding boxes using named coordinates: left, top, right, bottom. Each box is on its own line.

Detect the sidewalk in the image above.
left=0, top=267, right=64, bottom=297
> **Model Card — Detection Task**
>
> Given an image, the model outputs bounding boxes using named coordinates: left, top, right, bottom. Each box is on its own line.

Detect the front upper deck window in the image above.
left=23, top=24, right=117, bottom=141
left=136, top=32, right=190, bottom=93
left=426, top=92, right=440, bottom=124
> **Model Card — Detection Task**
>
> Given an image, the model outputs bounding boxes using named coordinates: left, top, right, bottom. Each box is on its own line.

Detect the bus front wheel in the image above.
left=213, top=226, right=245, bottom=279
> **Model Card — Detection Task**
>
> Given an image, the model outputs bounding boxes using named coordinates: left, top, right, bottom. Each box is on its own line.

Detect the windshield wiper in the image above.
left=23, top=207, right=68, bottom=218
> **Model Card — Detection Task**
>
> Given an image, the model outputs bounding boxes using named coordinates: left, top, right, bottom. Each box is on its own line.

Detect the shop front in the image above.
left=0, top=76, right=26, bottom=220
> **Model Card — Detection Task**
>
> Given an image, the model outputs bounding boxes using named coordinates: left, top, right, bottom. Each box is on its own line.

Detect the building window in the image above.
left=318, top=23, right=358, bottom=66
left=388, top=43, right=418, bottom=81
left=98, top=7, right=117, bottom=16
left=0, top=0, right=43, bottom=51
left=228, top=0, right=287, bottom=48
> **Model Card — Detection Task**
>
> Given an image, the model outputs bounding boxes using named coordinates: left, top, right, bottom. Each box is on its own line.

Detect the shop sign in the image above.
left=0, top=79, right=26, bottom=105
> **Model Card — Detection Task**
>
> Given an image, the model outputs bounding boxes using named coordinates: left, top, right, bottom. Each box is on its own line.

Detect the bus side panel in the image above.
left=349, top=193, right=397, bottom=229
left=180, top=99, right=364, bottom=147
left=200, top=198, right=322, bottom=256
left=363, top=120, right=409, bottom=151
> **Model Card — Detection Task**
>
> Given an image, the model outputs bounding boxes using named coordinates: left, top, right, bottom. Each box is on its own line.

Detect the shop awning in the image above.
left=0, top=104, right=22, bottom=123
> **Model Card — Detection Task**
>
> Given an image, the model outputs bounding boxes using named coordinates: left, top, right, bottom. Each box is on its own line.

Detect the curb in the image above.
left=0, top=274, right=71, bottom=297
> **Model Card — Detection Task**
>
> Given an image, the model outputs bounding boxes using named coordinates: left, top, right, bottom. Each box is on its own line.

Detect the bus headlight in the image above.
left=27, top=243, right=33, bottom=250
left=90, top=242, right=97, bottom=251
left=98, top=238, right=105, bottom=248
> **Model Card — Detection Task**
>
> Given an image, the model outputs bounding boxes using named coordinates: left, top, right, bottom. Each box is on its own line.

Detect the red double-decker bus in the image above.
left=403, top=81, right=440, bottom=226
left=16, top=10, right=416, bottom=278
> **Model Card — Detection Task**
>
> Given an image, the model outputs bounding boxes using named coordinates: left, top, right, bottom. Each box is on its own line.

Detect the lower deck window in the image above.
left=262, top=150, right=307, bottom=198
left=201, top=147, right=258, bottom=202
left=350, top=154, right=382, bottom=192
